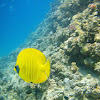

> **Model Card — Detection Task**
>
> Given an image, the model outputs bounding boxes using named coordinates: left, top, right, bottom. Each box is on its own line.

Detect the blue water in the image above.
left=0, top=0, right=54, bottom=57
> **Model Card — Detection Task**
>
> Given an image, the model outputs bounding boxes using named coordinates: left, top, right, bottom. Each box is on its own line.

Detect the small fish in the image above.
left=14, top=48, right=50, bottom=84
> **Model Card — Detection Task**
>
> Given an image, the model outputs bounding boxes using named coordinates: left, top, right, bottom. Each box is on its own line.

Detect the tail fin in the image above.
left=34, top=60, right=50, bottom=84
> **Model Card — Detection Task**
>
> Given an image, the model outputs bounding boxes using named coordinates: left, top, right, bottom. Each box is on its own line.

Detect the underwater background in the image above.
left=0, top=0, right=53, bottom=57
left=0, top=0, right=100, bottom=100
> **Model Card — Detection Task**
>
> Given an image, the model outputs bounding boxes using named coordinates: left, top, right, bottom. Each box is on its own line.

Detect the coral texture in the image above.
left=0, top=0, right=100, bottom=100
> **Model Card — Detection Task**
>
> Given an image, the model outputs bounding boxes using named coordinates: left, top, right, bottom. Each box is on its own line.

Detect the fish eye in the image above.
left=15, top=66, right=17, bottom=68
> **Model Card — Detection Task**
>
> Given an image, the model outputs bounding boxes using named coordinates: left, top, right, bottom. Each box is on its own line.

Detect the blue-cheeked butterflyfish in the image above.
left=14, top=48, right=50, bottom=84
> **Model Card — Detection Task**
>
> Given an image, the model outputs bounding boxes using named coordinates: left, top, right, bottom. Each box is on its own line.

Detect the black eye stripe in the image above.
left=15, top=65, right=19, bottom=74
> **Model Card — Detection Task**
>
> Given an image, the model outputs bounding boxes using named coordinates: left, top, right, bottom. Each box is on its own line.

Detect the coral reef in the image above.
left=0, top=0, right=100, bottom=100
left=61, top=1, right=100, bottom=73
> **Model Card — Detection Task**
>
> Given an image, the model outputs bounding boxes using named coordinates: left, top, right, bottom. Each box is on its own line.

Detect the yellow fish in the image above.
left=14, top=48, right=50, bottom=84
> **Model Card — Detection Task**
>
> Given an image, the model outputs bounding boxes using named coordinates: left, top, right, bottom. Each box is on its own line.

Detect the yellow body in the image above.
left=14, top=48, right=50, bottom=84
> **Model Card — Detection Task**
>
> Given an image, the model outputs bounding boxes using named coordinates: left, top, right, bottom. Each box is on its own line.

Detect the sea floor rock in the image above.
left=0, top=0, right=100, bottom=100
